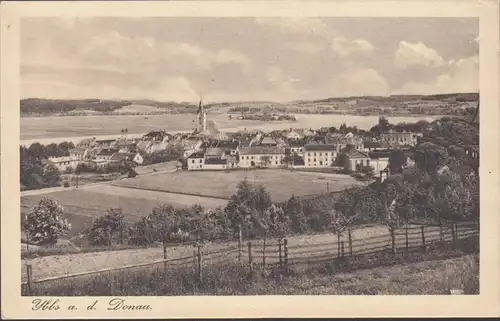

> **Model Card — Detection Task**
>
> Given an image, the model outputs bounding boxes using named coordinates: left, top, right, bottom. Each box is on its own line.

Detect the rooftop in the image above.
left=304, top=144, right=337, bottom=151
left=239, top=146, right=285, bottom=155
left=187, top=151, right=205, bottom=159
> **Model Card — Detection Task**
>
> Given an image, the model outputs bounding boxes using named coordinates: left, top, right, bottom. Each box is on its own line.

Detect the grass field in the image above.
left=21, top=184, right=228, bottom=239
left=112, top=169, right=365, bottom=202
left=24, top=251, right=479, bottom=295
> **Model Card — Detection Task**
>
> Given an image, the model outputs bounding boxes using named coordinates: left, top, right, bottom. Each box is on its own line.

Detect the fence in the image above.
left=22, top=221, right=478, bottom=295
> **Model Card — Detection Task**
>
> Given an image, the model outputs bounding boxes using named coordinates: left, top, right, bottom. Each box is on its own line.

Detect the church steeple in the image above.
left=197, top=92, right=207, bottom=132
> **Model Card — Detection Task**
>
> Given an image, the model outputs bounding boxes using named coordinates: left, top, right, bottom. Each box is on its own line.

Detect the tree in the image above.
left=285, top=195, right=308, bottom=233
left=87, top=208, right=127, bottom=246
left=147, top=204, right=178, bottom=246
left=28, top=142, right=47, bottom=159
left=24, top=198, right=71, bottom=245
left=260, top=155, right=272, bottom=168
left=325, top=209, right=356, bottom=254
left=42, top=164, right=62, bottom=187
left=414, top=142, right=449, bottom=174
left=388, top=149, right=408, bottom=173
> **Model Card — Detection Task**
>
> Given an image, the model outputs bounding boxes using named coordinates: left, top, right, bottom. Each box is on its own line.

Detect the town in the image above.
left=32, top=97, right=462, bottom=188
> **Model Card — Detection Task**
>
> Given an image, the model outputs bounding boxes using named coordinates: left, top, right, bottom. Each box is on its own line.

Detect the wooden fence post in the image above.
left=454, top=223, right=459, bottom=241
left=348, top=229, right=353, bottom=256
left=421, top=225, right=426, bottom=253
left=284, top=238, right=289, bottom=268
left=197, top=244, right=203, bottom=281
left=439, top=223, right=444, bottom=243
left=238, top=225, right=242, bottom=263
left=451, top=223, right=457, bottom=250
left=26, top=264, right=33, bottom=296
left=193, top=248, right=197, bottom=274
left=340, top=240, right=345, bottom=258
left=247, top=242, right=253, bottom=273
left=262, top=232, right=267, bottom=266
left=390, top=227, right=396, bottom=255
left=278, top=238, right=283, bottom=268
left=405, top=224, right=409, bottom=254
left=163, top=243, right=168, bottom=274
left=109, top=270, right=115, bottom=295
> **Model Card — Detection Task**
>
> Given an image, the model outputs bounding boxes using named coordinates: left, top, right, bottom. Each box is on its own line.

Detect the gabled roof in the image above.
left=97, top=148, right=118, bottom=156
left=239, top=146, right=285, bottom=155
left=110, top=152, right=136, bottom=162
left=260, top=136, right=278, bottom=145
left=205, top=157, right=227, bottom=165
left=205, top=148, right=225, bottom=157
left=215, top=140, right=239, bottom=149
left=288, top=140, right=307, bottom=147
left=188, top=151, right=205, bottom=159
left=304, top=144, right=336, bottom=151
left=69, top=147, right=87, bottom=154
left=344, top=148, right=370, bottom=158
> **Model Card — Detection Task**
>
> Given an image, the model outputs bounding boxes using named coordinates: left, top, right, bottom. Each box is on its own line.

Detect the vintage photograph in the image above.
left=19, top=17, right=479, bottom=296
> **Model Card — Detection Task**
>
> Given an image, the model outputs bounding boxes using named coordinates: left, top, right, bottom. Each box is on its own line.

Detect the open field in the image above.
left=112, top=169, right=365, bottom=203
left=21, top=184, right=228, bottom=239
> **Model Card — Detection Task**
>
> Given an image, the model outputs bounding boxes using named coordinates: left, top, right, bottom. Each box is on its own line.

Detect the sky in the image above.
left=21, top=17, right=479, bottom=103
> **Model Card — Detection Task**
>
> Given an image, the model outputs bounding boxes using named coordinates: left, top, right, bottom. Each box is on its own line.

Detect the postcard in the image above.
left=1, top=0, right=499, bottom=318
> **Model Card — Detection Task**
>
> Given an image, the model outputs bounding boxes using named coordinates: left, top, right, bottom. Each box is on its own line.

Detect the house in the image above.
left=95, top=148, right=118, bottom=161
left=380, top=131, right=418, bottom=146
left=287, top=139, right=307, bottom=156
left=116, top=140, right=137, bottom=153
left=109, top=152, right=143, bottom=165
left=95, top=139, right=116, bottom=149
left=77, top=137, right=97, bottom=149
left=187, top=151, right=205, bottom=170
left=363, top=141, right=384, bottom=152
left=146, top=141, right=169, bottom=154
left=136, top=141, right=152, bottom=153
left=303, top=144, right=337, bottom=167
left=239, top=146, right=285, bottom=168
left=68, top=148, right=89, bottom=160
left=204, top=148, right=226, bottom=159
left=259, top=136, right=279, bottom=147
left=343, top=148, right=371, bottom=172
left=142, top=130, right=169, bottom=142
left=204, top=157, right=228, bottom=170
left=326, top=133, right=364, bottom=152
left=214, top=140, right=240, bottom=156
left=367, top=153, right=390, bottom=175
left=46, top=156, right=81, bottom=172
left=307, top=136, right=327, bottom=145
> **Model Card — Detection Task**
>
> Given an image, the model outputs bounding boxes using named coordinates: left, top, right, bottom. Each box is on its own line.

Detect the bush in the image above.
left=63, top=181, right=70, bottom=188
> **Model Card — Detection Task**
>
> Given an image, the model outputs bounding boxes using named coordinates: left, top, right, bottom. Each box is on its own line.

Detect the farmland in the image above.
left=111, top=169, right=365, bottom=203
left=21, top=184, right=228, bottom=239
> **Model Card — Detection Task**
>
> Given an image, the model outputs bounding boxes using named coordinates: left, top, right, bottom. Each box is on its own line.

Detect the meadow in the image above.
left=21, top=184, right=228, bottom=239
left=111, top=169, right=365, bottom=203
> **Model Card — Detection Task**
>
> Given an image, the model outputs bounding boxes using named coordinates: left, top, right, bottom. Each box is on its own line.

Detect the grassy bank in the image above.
left=24, top=237, right=479, bottom=296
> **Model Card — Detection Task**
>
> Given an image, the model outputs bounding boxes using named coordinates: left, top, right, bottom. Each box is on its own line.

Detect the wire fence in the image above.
left=22, top=221, right=478, bottom=295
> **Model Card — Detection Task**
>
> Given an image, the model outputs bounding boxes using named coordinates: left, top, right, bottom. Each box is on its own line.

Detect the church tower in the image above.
left=196, top=93, right=207, bottom=132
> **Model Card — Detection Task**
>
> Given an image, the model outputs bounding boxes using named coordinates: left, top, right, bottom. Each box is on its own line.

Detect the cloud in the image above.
left=331, top=36, right=374, bottom=58
left=394, top=55, right=478, bottom=94
left=336, top=68, right=389, bottom=97
left=254, top=17, right=328, bottom=36
left=22, top=73, right=198, bottom=101
left=395, top=41, right=445, bottom=69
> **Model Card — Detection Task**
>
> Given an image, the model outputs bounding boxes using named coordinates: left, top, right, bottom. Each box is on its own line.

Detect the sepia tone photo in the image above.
left=18, top=16, right=481, bottom=297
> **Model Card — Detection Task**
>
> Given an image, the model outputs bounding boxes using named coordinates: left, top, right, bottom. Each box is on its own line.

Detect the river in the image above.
left=20, top=113, right=438, bottom=145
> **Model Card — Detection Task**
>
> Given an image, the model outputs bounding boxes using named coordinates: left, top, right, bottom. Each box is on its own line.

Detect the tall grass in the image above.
left=24, top=237, right=479, bottom=296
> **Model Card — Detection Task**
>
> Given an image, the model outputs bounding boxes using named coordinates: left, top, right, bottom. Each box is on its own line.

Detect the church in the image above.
left=190, top=95, right=228, bottom=140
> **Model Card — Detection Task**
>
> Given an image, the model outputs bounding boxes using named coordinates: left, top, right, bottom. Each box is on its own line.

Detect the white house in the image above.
left=68, top=148, right=89, bottom=161
left=46, top=156, right=81, bottom=172
left=303, top=144, right=337, bottom=167
left=238, top=146, right=285, bottom=168
left=187, top=151, right=205, bottom=170
left=380, top=131, right=419, bottom=147
left=95, top=148, right=117, bottom=161
left=286, top=129, right=304, bottom=140
left=343, top=149, right=371, bottom=172
left=109, top=152, right=144, bottom=165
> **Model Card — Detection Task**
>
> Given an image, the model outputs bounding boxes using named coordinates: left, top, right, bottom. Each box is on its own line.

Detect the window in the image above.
left=200, top=159, right=203, bottom=163
left=308, top=152, right=311, bottom=156
left=320, top=161, right=323, bottom=165
left=319, top=152, right=322, bottom=156
left=275, top=161, right=278, bottom=165
left=314, top=152, right=316, bottom=156
left=366, top=160, right=370, bottom=167
left=314, top=158, right=316, bottom=162
left=192, top=160, right=195, bottom=163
